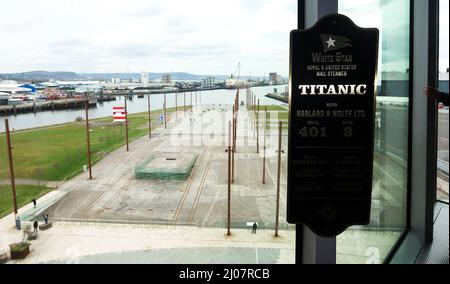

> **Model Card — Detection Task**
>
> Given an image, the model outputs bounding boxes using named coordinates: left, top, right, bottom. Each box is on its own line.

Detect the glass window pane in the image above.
left=438, top=0, right=449, bottom=203
left=338, top=0, right=410, bottom=264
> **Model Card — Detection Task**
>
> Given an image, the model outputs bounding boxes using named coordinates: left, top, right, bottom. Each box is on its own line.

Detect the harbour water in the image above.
left=0, top=86, right=287, bottom=133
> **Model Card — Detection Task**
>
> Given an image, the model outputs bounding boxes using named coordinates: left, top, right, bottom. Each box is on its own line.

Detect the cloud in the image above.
left=0, top=0, right=297, bottom=75
left=118, top=1, right=167, bottom=18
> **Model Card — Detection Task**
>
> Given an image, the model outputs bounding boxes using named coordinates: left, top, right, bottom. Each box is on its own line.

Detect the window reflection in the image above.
left=437, top=0, right=449, bottom=203
left=338, top=0, right=410, bottom=264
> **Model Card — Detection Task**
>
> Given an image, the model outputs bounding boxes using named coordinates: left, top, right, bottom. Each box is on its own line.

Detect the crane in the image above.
left=231, top=62, right=241, bottom=82
left=226, top=62, right=244, bottom=89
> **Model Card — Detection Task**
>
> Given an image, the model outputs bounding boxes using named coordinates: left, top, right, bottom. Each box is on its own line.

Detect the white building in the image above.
left=112, top=77, right=121, bottom=85
left=0, top=92, right=10, bottom=105
left=202, top=76, right=215, bottom=88
left=141, top=72, right=149, bottom=87
left=269, top=72, right=278, bottom=84
left=0, top=84, right=32, bottom=94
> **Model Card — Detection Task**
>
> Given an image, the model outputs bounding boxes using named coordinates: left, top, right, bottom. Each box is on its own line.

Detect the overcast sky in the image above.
left=1, top=0, right=447, bottom=76
left=0, top=0, right=296, bottom=76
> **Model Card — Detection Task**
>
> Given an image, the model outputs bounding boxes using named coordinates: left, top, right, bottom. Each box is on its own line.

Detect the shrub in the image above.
left=10, top=242, right=30, bottom=253
left=9, top=242, right=30, bottom=260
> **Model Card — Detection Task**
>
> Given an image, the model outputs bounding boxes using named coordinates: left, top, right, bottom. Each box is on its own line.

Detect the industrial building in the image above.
left=141, top=71, right=150, bottom=87
left=162, top=74, right=172, bottom=84
left=201, top=76, right=216, bottom=88
left=0, top=92, right=9, bottom=105
left=269, top=72, right=278, bottom=84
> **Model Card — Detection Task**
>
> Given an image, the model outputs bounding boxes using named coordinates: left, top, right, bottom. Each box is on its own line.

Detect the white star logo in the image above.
left=326, top=37, right=336, bottom=48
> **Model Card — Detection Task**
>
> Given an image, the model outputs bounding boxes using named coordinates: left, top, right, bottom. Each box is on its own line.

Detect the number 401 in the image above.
left=299, top=127, right=327, bottom=138
left=298, top=126, right=354, bottom=138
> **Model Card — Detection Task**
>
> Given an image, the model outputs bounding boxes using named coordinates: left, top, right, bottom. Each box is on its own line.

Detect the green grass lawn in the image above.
left=268, top=111, right=288, bottom=120
left=255, top=124, right=289, bottom=130
left=0, top=185, right=52, bottom=218
left=250, top=108, right=289, bottom=130
left=0, top=108, right=181, bottom=181
left=252, top=111, right=288, bottom=121
left=248, top=105, right=288, bottom=111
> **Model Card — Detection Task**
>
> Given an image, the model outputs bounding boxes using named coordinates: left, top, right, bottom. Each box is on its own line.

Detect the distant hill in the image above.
left=0, top=71, right=84, bottom=82
left=0, top=71, right=230, bottom=82
left=81, top=72, right=230, bottom=81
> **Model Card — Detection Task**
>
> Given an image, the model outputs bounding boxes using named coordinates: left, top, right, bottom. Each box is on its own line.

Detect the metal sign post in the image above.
left=302, top=227, right=336, bottom=264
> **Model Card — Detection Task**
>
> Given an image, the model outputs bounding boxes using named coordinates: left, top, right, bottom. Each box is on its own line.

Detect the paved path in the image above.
left=0, top=187, right=399, bottom=264
left=0, top=207, right=295, bottom=264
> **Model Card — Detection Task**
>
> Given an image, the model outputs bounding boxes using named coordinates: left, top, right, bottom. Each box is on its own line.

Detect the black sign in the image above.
left=287, top=14, right=379, bottom=237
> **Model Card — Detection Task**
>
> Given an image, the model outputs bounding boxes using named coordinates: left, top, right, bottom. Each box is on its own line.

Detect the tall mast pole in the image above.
left=4, top=119, right=18, bottom=215
left=125, top=95, right=129, bottom=151
left=84, top=96, right=92, bottom=179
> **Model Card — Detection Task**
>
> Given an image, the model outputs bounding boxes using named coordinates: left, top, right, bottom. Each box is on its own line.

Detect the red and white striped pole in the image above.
left=125, top=97, right=129, bottom=151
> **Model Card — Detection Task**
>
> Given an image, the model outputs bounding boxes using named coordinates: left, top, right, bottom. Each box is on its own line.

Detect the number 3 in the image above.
left=344, top=127, right=353, bottom=138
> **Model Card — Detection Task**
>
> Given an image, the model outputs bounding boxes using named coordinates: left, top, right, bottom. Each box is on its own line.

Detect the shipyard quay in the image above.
left=0, top=0, right=447, bottom=273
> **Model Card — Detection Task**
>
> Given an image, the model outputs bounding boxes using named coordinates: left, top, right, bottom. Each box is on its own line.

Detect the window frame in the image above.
left=296, top=0, right=440, bottom=264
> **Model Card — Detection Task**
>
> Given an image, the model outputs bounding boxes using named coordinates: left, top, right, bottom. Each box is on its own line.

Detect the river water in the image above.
left=0, top=86, right=287, bottom=133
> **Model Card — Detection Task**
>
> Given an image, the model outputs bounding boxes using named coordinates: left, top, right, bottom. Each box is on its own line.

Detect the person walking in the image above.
left=43, top=212, right=49, bottom=224
left=33, top=221, right=38, bottom=234
left=32, top=198, right=36, bottom=208
left=252, top=222, right=258, bottom=234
